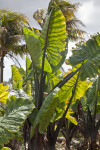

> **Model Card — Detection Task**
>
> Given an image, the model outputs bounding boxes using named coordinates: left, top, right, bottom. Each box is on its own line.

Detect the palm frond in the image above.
left=67, top=28, right=86, bottom=41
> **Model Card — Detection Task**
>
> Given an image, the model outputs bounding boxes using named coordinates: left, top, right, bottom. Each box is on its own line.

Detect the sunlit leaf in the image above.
left=23, top=27, right=42, bottom=67
left=0, top=83, right=9, bottom=104
left=12, top=65, right=23, bottom=89
left=31, top=87, right=60, bottom=136
left=66, top=114, right=78, bottom=125
left=40, top=7, right=67, bottom=71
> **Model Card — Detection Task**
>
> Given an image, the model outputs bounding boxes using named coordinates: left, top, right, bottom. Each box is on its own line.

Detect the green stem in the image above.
left=38, top=10, right=53, bottom=109
left=31, top=59, right=39, bottom=108
left=52, top=66, right=81, bottom=90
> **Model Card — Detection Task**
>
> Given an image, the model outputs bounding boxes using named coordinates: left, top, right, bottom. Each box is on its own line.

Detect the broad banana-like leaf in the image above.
left=23, top=27, right=42, bottom=67
left=48, top=0, right=76, bottom=21
left=12, top=65, right=32, bottom=96
left=12, top=65, right=23, bottom=89
left=31, top=87, right=60, bottom=136
left=0, top=83, right=9, bottom=104
left=23, top=8, right=67, bottom=72
left=52, top=70, right=92, bottom=103
left=23, top=27, right=52, bottom=73
left=69, top=34, right=100, bottom=80
left=0, top=98, right=34, bottom=147
left=86, top=79, right=98, bottom=105
left=40, top=7, right=67, bottom=70
left=33, top=6, right=68, bottom=71
left=51, top=69, right=92, bottom=122
left=86, top=76, right=100, bottom=112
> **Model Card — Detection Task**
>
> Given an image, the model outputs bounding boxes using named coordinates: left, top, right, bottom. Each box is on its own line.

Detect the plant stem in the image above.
left=32, top=61, right=39, bottom=108
left=50, top=70, right=81, bottom=150
left=38, top=11, right=52, bottom=109
left=52, top=66, right=81, bottom=90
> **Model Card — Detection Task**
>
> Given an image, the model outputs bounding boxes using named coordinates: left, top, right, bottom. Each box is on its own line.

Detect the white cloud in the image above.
left=76, top=0, right=100, bottom=34
left=78, top=1, right=94, bottom=24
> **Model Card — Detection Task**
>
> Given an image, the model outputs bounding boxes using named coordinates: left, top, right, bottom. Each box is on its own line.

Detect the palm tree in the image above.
left=0, top=9, right=29, bottom=83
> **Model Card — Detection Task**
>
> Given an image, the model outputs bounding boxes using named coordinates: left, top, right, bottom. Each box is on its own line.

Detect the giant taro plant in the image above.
left=1, top=1, right=100, bottom=150
left=22, top=1, right=100, bottom=150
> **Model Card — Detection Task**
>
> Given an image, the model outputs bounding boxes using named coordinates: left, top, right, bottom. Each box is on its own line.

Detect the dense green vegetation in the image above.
left=0, top=0, right=100, bottom=150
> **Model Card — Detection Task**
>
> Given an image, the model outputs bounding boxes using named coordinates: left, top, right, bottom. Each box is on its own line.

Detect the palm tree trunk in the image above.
left=0, top=56, right=4, bottom=83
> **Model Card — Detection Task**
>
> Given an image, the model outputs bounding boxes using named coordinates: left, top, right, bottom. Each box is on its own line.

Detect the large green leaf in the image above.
left=23, top=27, right=42, bottom=67
left=52, top=70, right=92, bottom=103
left=23, top=8, right=67, bottom=72
left=86, top=79, right=98, bottom=106
left=85, top=76, right=100, bottom=113
left=0, top=98, right=34, bottom=147
left=12, top=65, right=32, bottom=96
left=69, top=34, right=100, bottom=80
left=12, top=65, right=23, bottom=89
left=0, top=83, right=9, bottom=104
left=51, top=69, right=92, bottom=121
left=31, top=87, right=60, bottom=136
left=40, top=7, right=67, bottom=70
left=23, top=27, right=52, bottom=73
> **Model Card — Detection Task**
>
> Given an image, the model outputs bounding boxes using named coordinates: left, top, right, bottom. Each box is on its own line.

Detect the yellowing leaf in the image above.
left=0, top=83, right=9, bottom=104
left=66, top=114, right=78, bottom=125
left=12, top=65, right=23, bottom=89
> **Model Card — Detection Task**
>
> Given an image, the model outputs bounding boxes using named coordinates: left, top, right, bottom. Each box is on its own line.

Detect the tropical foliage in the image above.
left=1, top=0, right=100, bottom=150
left=69, top=34, right=100, bottom=80
left=0, top=97, right=34, bottom=149
left=0, top=82, right=34, bottom=149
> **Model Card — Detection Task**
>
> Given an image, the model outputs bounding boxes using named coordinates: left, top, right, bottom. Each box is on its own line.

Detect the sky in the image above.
left=0, top=0, right=100, bottom=81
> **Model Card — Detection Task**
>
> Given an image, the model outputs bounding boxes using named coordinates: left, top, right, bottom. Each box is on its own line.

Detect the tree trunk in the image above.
left=28, top=126, right=44, bottom=150
left=0, top=56, right=4, bottom=83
